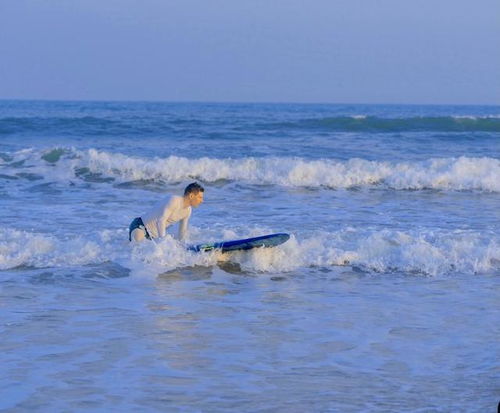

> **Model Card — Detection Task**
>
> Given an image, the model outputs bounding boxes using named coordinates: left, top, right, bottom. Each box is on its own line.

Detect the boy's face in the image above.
left=189, top=191, right=204, bottom=207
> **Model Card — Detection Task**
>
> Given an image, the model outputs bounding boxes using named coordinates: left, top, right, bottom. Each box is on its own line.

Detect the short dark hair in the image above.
left=184, top=182, right=204, bottom=196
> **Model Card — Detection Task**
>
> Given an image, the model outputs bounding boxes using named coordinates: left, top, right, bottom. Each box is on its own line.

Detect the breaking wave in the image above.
left=0, top=227, right=498, bottom=277
left=1, top=147, right=499, bottom=192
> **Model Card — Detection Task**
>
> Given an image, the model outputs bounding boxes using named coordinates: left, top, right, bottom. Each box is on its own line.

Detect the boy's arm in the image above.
left=178, top=217, right=189, bottom=242
left=158, top=199, right=176, bottom=238
left=178, top=207, right=192, bottom=241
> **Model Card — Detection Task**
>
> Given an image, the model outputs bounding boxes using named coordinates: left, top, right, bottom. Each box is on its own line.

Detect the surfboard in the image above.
left=188, top=233, right=290, bottom=253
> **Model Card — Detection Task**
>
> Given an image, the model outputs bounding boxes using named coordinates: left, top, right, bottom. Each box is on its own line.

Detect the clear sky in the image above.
left=0, top=0, right=499, bottom=104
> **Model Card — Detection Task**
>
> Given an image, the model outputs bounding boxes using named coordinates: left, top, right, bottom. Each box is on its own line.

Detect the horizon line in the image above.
left=1, top=97, right=499, bottom=107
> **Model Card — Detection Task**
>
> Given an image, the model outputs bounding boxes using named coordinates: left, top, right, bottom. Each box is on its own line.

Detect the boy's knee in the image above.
left=131, top=228, right=145, bottom=242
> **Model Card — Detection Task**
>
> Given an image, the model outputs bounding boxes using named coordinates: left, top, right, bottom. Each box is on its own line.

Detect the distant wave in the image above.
left=0, top=116, right=161, bottom=136
left=1, top=114, right=500, bottom=135
left=1, top=227, right=498, bottom=276
left=1, top=148, right=499, bottom=192
left=267, top=115, right=500, bottom=132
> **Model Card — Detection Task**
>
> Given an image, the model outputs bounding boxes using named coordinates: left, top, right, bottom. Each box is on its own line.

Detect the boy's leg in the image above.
left=131, top=228, right=146, bottom=242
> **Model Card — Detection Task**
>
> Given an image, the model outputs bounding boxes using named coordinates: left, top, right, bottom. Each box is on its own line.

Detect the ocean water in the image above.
left=1, top=100, right=499, bottom=412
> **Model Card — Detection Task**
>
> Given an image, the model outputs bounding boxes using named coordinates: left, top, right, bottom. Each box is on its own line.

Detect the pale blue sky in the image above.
left=1, top=0, right=499, bottom=104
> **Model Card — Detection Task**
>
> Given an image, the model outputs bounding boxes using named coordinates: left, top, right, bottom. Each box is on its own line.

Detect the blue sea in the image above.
left=1, top=100, right=499, bottom=412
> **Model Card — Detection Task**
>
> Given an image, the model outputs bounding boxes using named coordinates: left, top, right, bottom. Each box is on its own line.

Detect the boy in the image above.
left=129, top=182, right=204, bottom=242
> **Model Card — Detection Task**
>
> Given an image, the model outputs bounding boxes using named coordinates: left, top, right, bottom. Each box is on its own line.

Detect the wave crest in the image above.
left=2, top=114, right=500, bottom=135
left=0, top=228, right=498, bottom=277
left=1, top=148, right=499, bottom=192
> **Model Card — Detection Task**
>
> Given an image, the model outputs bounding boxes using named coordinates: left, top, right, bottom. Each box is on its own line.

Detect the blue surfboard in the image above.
left=188, top=233, right=290, bottom=253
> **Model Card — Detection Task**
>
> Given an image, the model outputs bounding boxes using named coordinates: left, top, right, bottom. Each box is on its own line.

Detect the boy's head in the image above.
left=184, top=182, right=204, bottom=207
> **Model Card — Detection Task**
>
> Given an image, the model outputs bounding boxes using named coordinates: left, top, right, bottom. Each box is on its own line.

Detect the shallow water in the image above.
left=1, top=100, right=499, bottom=411
left=2, top=268, right=499, bottom=412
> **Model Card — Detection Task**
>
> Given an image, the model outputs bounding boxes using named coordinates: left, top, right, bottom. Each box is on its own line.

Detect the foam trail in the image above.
left=229, top=229, right=500, bottom=276
left=1, top=148, right=500, bottom=192
left=0, top=229, right=110, bottom=270
left=1, top=227, right=498, bottom=276
left=0, top=228, right=221, bottom=276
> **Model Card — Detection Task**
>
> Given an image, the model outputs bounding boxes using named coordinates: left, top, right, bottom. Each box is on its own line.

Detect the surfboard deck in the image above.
left=188, top=233, right=290, bottom=253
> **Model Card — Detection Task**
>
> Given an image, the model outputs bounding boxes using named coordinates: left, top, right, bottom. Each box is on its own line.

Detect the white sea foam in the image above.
left=0, top=227, right=220, bottom=275
left=2, top=148, right=499, bottom=192
left=0, top=228, right=126, bottom=270
left=452, top=115, right=500, bottom=119
left=1, top=227, right=498, bottom=276
left=224, top=228, right=500, bottom=276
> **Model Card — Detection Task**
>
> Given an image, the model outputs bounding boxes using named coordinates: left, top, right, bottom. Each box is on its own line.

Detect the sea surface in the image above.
left=1, top=100, right=499, bottom=412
